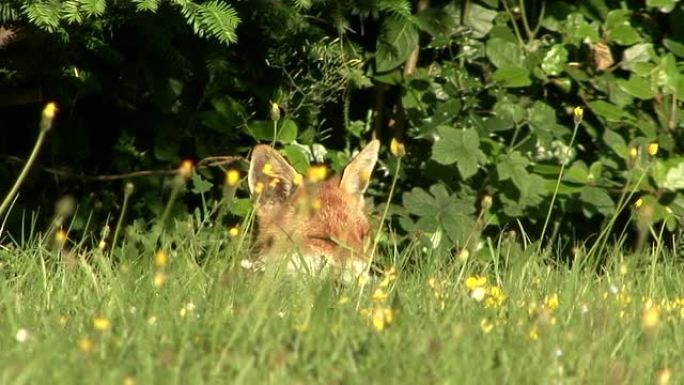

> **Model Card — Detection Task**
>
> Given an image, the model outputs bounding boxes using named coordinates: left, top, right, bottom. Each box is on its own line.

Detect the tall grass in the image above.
left=0, top=214, right=681, bottom=384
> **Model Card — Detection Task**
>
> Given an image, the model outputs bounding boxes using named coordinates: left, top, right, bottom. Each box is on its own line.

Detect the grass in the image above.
left=0, top=220, right=682, bottom=385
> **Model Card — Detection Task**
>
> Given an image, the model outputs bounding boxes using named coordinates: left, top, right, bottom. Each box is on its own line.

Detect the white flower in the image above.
left=15, top=328, right=30, bottom=343
left=470, top=287, right=486, bottom=302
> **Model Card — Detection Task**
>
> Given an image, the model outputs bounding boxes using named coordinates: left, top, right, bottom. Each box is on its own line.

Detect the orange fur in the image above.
left=248, top=140, right=380, bottom=275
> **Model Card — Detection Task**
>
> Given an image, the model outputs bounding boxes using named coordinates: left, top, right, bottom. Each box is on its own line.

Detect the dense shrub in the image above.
left=0, top=0, right=682, bottom=256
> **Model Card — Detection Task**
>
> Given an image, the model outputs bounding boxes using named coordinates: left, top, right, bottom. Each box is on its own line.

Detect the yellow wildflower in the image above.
left=123, top=376, right=137, bottom=385
left=154, top=250, right=168, bottom=268
left=480, top=318, right=494, bottom=333
left=485, top=286, right=506, bottom=308
left=225, top=169, right=240, bottom=186
left=465, top=275, right=487, bottom=290
left=307, top=165, right=328, bottom=182
left=228, top=226, right=239, bottom=237
left=544, top=293, right=559, bottom=311
left=634, top=198, right=644, bottom=209
left=528, top=326, right=539, bottom=340
left=656, top=368, right=672, bottom=385
left=93, top=316, right=111, bottom=332
left=629, top=147, right=638, bottom=159
left=648, top=142, right=659, bottom=156
left=54, top=229, right=67, bottom=245
left=390, top=138, right=406, bottom=157
left=78, top=336, right=94, bottom=353
left=573, top=106, right=584, bottom=120
left=179, top=159, right=194, bottom=179
left=153, top=272, right=167, bottom=288
left=642, top=305, right=660, bottom=330
left=371, top=307, right=395, bottom=331
left=371, top=288, right=388, bottom=303
left=42, top=102, right=59, bottom=121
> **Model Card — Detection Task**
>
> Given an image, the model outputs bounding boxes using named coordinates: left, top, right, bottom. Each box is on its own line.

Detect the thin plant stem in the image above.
left=539, top=118, right=581, bottom=253
left=356, top=157, right=401, bottom=310
left=0, top=107, right=54, bottom=220
left=111, top=183, right=134, bottom=253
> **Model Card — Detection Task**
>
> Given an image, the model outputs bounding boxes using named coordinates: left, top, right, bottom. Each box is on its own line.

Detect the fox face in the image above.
left=248, top=140, right=380, bottom=276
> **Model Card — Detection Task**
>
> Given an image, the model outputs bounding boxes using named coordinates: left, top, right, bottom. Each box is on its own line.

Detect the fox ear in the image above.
left=248, top=145, right=298, bottom=202
left=340, top=139, right=380, bottom=196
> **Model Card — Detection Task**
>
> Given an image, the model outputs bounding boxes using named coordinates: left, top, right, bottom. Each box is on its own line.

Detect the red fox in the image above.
left=248, top=140, right=380, bottom=277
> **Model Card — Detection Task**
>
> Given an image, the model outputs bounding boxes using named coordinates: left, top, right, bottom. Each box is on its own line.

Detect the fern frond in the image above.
left=22, top=1, right=62, bottom=32
left=198, top=0, right=239, bottom=45
left=0, top=3, right=21, bottom=23
left=62, top=1, right=83, bottom=24
left=80, top=0, right=106, bottom=18
left=133, top=0, right=161, bottom=12
left=378, top=0, right=412, bottom=18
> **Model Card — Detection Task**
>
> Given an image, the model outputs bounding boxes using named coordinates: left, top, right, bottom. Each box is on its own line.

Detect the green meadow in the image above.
left=1, top=226, right=681, bottom=385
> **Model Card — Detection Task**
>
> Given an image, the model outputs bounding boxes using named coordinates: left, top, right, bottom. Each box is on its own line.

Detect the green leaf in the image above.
left=541, top=44, right=568, bottom=76
left=564, top=13, right=599, bottom=45
left=191, top=173, right=213, bottom=195
left=655, top=53, right=681, bottom=96
left=663, top=38, right=684, bottom=58
left=282, top=145, right=310, bottom=173
left=497, top=151, right=530, bottom=190
left=375, top=15, right=419, bottom=72
left=486, top=38, right=524, bottom=68
left=492, top=67, right=531, bottom=88
left=464, top=3, right=497, bottom=38
left=603, top=129, right=628, bottom=158
left=432, top=127, right=486, bottom=179
left=580, top=186, right=615, bottom=215
left=277, top=119, right=298, bottom=144
left=647, top=0, right=678, bottom=13
left=617, top=75, right=655, bottom=99
left=607, top=24, right=641, bottom=45
left=588, top=100, right=631, bottom=122
left=133, top=0, right=160, bottom=12
left=663, top=162, right=684, bottom=190
left=403, top=187, right=437, bottom=217
left=620, top=43, right=655, bottom=72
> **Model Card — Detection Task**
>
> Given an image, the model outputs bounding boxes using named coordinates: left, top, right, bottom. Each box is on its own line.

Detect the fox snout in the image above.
left=248, top=140, right=380, bottom=276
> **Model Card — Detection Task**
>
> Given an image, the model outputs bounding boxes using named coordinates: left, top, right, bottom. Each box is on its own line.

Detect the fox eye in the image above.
left=308, top=235, right=336, bottom=245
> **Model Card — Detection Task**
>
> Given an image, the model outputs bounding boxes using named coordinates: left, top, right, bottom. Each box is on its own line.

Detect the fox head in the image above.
left=248, top=140, right=380, bottom=275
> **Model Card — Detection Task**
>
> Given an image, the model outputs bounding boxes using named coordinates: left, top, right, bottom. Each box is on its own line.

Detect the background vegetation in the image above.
left=1, top=0, right=683, bottom=258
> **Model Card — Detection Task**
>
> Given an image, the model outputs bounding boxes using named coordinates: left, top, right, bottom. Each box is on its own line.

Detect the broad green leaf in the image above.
left=492, top=67, right=532, bottom=88
left=565, top=161, right=589, bottom=183
left=191, top=173, right=213, bottom=194
left=617, top=75, right=655, bottom=99
left=655, top=53, right=681, bottom=96
left=432, top=126, right=486, bottom=179
left=277, top=119, right=298, bottom=143
left=564, top=13, right=599, bottom=45
left=588, top=100, right=631, bottom=122
left=486, top=38, right=524, bottom=68
left=647, top=0, right=678, bottom=12
left=464, top=3, right=497, bottom=38
left=494, top=98, right=526, bottom=123
left=497, top=151, right=530, bottom=191
left=375, top=16, right=419, bottom=72
left=541, top=44, right=568, bottom=76
left=607, top=24, right=641, bottom=45
left=402, top=188, right=437, bottom=217
left=282, top=145, right=310, bottom=173
left=603, top=129, right=628, bottom=158
left=663, top=162, right=684, bottom=190
left=663, top=38, right=684, bottom=58
left=620, top=43, right=655, bottom=72
left=580, top=186, right=615, bottom=215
